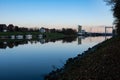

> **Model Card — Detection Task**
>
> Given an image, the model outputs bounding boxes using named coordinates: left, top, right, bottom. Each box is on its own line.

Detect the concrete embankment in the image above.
left=45, top=36, right=120, bottom=80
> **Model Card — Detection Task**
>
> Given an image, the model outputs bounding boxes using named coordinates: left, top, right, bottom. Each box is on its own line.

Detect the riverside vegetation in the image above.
left=0, top=24, right=77, bottom=39
left=45, top=36, right=120, bottom=80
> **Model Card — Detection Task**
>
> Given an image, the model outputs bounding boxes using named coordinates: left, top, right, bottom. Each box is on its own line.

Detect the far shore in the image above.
left=0, top=32, right=77, bottom=39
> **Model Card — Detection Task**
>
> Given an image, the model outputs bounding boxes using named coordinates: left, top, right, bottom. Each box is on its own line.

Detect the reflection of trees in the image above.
left=0, top=37, right=77, bottom=49
left=62, top=37, right=77, bottom=43
left=0, top=42, right=7, bottom=49
left=44, top=37, right=77, bottom=43
left=7, top=42, right=14, bottom=48
left=14, top=42, right=19, bottom=47
left=0, top=40, right=29, bottom=49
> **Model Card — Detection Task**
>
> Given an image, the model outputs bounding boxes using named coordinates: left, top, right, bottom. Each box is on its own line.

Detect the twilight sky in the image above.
left=0, top=0, right=114, bottom=29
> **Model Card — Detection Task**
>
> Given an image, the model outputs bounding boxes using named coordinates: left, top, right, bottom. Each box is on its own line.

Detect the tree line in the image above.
left=0, top=24, right=77, bottom=35
left=0, top=24, right=39, bottom=32
left=46, top=28, right=77, bottom=35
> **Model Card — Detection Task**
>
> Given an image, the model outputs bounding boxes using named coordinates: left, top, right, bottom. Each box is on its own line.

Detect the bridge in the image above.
left=105, top=26, right=113, bottom=36
left=77, top=25, right=115, bottom=36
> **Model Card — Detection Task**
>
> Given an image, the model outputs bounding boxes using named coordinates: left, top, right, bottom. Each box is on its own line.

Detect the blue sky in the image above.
left=0, top=0, right=114, bottom=29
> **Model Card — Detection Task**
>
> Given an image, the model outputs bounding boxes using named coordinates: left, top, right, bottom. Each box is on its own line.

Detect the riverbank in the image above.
left=0, top=32, right=41, bottom=36
left=0, top=32, right=76, bottom=39
left=45, top=36, right=120, bottom=80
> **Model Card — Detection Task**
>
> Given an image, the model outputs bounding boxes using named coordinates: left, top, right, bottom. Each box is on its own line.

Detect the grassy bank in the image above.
left=0, top=32, right=41, bottom=36
left=45, top=36, right=120, bottom=80
left=43, top=33, right=65, bottom=39
left=0, top=32, right=77, bottom=40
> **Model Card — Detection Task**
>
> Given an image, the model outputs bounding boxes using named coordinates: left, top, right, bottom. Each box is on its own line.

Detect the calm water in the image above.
left=0, top=36, right=111, bottom=80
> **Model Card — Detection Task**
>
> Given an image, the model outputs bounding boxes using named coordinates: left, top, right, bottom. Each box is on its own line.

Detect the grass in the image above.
left=44, top=33, right=65, bottom=39
left=0, top=32, right=41, bottom=36
left=0, top=32, right=68, bottom=39
left=45, top=36, right=120, bottom=80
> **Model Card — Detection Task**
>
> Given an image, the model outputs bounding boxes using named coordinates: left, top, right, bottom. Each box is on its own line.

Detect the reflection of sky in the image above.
left=0, top=0, right=113, bottom=28
left=0, top=36, right=110, bottom=80
left=80, top=36, right=112, bottom=43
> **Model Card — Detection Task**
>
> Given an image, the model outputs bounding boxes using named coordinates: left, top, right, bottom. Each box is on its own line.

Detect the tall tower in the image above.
left=78, top=25, right=82, bottom=33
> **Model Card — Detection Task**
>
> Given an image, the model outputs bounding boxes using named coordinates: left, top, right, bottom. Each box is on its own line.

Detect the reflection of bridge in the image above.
left=78, top=36, right=112, bottom=45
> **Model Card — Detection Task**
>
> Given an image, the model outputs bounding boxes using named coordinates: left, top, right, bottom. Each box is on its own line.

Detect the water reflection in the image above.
left=0, top=36, right=112, bottom=49
left=78, top=36, right=111, bottom=45
left=0, top=36, right=112, bottom=80
left=0, top=37, right=77, bottom=49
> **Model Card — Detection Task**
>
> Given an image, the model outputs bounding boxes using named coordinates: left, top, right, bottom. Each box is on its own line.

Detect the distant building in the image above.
left=40, top=27, right=46, bottom=33
left=78, top=25, right=82, bottom=33
left=78, top=25, right=86, bottom=35
left=0, top=24, right=7, bottom=32
left=81, top=30, right=86, bottom=34
left=3, top=30, right=7, bottom=32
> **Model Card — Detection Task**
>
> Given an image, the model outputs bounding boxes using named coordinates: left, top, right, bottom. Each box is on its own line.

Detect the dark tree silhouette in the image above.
left=105, top=0, right=120, bottom=35
left=50, top=28, right=56, bottom=33
left=0, top=24, right=7, bottom=32
left=14, top=26, right=19, bottom=32
left=7, top=24, right=14, bottom=32
left=61, top=28, right=77, bottom=35
left=0, top=24, right=77, bottom=35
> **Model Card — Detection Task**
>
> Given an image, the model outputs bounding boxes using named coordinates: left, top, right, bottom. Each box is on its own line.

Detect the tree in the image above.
left=104, top=0, right=120, bottom=35
left=61, top=28, right=77, bottom=35
left=50, top=28, right=56, bottom=33
left=0, top=24, right=7, bottom=32
left=7, top=24, right=14, bottom=32
left=14, top=26, right=19, bottom=32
